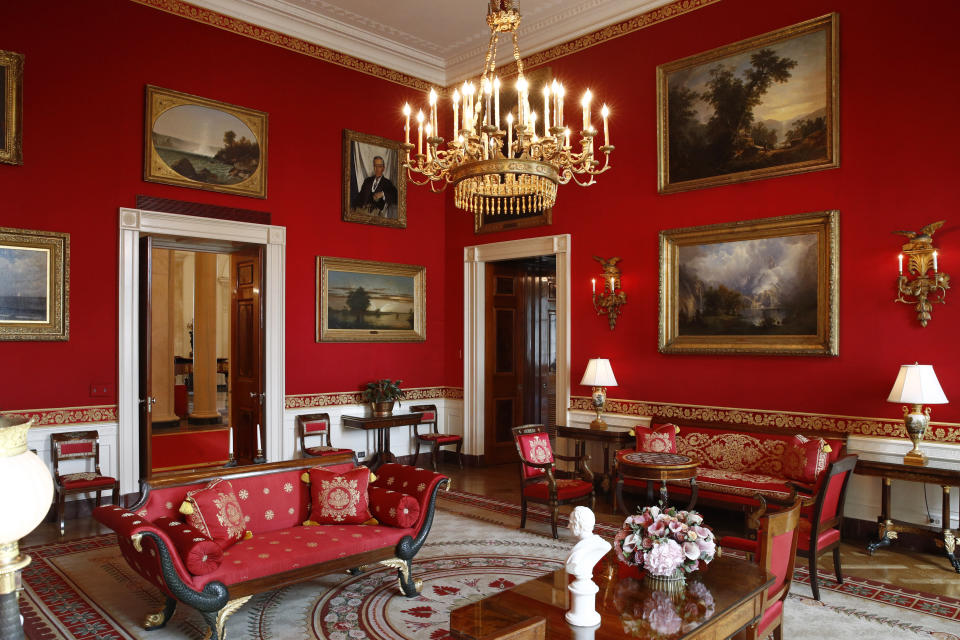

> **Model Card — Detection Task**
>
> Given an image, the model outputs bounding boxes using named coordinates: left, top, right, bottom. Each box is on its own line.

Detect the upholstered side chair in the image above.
left=411, top=404, right=463, bottom=471
left=51, top=430, right=119, bottom=535
left=511, top=424, right=594, bottom=539
left=719, top=497, right=803, bottom=640
left=297, top=413, right=353, bottom=458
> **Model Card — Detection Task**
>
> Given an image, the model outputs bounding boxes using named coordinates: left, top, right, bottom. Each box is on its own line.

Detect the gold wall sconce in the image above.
left=894, top=220, right=950, bottom=327
left=592, top=256, right=626, bottom=330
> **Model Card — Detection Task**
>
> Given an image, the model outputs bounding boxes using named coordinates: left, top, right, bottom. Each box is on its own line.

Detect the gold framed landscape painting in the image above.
left=144, top=85, right=268, bottom=198
left=657, top=13, right=839, bottom=194
left=0, top=227, right=69, bottom=341
left=0, top=49, right=24, bottom=165
left=659, top=210, right=838, bottom=356
left=317, top=257, right=425, bottom=343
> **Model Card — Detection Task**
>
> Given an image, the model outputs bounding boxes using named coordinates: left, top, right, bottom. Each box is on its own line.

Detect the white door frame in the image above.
left=463, top=234, right=571, bottom=457
left=117, top=208, right=286, bottom=494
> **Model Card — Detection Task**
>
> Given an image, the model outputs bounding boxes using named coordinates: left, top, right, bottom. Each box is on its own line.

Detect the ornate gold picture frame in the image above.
left=659, top=210, right=838, bottom=355
left=144, top=85, right=268, bottom=198
left=0, top=49, right=24, bottom=165
left=317, top=256, right=425, bottom=342
left=657, top=14, right=839, bottom=194
left=0, top=227, right=69, bottom=341
left=342, top=129, right=407, bottom=229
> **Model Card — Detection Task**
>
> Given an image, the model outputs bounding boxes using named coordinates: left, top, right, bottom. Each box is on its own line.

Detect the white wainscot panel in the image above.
left=284, top=398, right=463, bottom=467
left=28, top=423, right=120, bottom=502
left=845, top=436, right=960, bottom=529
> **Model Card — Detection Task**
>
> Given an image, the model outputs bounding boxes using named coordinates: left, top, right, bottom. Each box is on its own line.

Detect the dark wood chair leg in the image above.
left=414, top=438, right=422, bottom=468
left=456, top=440, right=464, bottom=469
left=95, top=490, right=102, bottom=508
left=808, top=553, right=821, bottom=601
left=430, top=444, right=438, bottom=472
left=833, top=546, right=843, bottom=584
left=57, top=490, right=66, bottom=536
left=520, top=497, right=528, bottom=529
left=113, top=482, right=121, bottom=506
left=550, top=502, right=559, bottom=539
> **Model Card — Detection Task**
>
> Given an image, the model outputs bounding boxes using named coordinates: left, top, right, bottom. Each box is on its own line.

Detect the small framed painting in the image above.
left=342, top=129, right=407, bottom=229
left=659, top=210, right=838, bottom=355
left=317, top=257, right=425, bottom=342
left=144, top=85, right=268, bottom=198
left=0, top=49, right=24, bottom=165
left=657, top=14, right=839, bottom=193
left=0, top=227, right=69, bottom=341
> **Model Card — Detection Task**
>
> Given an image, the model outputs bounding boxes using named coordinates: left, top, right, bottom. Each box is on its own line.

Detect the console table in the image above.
left=341, top=412, right=424, bottom=471
left=556, top=425, right=634, bottom=495
left=855, top=459, right=960, bottom=572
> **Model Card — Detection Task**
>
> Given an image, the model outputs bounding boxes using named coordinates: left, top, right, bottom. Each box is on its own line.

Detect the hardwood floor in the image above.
left=24, top=460, right=960, bottom=601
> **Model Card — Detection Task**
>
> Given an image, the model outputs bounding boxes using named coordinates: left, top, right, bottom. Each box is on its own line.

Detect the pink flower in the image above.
left=637, top=513, right=653, bottom=527
left=644, top=538, right=684, bottom=576
left=648, top=519, right=668, bottom=537
left=622, top=533, right=638, bottom=554
left=668, top=520, right=686, bottom=535
left=692, top=526, right=713, bottom=541
left=641, top=536, right=654, bottom=550
left=682, top=541, right=701, bottom=561
left=643, top=591, right=682, bottom=635
left=695, top=536, right=716, bottom=559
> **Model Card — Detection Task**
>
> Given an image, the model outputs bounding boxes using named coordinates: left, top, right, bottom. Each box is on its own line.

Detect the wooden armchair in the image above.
left=719, top=497, right=803, bottom=640
left=51, top=430, right=119, bottom=535
left=411, top=403, right=463, bottom=471
left=511, top=424, right=595, bottom=539
left=296, top=413, right=353, bottom=458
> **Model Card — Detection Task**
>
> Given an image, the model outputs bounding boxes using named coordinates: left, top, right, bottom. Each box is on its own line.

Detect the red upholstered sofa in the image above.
left=622, top=422, right=846, bottom=511
left=93, top=456, right=448, bottom=640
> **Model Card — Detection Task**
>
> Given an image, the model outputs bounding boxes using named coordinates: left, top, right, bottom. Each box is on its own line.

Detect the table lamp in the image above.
left=0, top=417, right=54, bottom=639
left=886, top=363, right=948, bottom=466
left=580, top=358, right=618, bottom=430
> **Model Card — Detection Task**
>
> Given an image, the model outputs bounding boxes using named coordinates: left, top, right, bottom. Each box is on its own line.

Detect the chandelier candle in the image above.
left=400, top=0, right=613, bottom=216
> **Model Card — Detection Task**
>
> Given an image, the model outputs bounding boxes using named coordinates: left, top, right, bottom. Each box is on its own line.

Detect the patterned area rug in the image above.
left=19, top=490, right=960, bottom=639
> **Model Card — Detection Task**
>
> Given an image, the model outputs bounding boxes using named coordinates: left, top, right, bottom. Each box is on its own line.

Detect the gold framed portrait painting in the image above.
left=658, top=13, right=839, bottom=194
left=659, top=210, right=838, bottom=356
left=317, top=257, right=425, bottom=343
left=0, top=227, right=69, bottom=341
left=144, top=85, right=268, bottom=198
left=342, top=129, right=407, bottom=229
left=0, top=49, right=24, bottom=165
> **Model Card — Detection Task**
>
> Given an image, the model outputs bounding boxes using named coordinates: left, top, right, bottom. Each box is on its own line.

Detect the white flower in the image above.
left=622, top=533, right=638, bottom=554
left=682, top=541, right=700, bottom=560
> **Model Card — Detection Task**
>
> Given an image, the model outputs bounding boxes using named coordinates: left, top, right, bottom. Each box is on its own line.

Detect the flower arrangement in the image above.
left=616, top=578, right=716, bottom=637
left=613, top=506, right=717, bottom=578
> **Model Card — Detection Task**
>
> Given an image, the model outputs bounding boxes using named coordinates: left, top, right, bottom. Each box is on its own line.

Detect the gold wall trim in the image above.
left=128, top=0, right=433, bottom=91
left=1, top=405, right=119, bottom=427
left=569, top=396, right=960, bottom=444
left=285, top=386, right=463, bottom=410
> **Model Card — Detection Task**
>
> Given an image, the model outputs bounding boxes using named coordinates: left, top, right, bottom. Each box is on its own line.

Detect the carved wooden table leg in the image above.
left=868, top=477, right=896, bottom=554
left=687, top=477, right=698, bottom=510
left=942, top=485, right=960, bottom=573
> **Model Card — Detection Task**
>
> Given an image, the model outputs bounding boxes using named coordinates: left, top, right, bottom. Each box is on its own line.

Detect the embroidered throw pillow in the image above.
left=307, top=466, right=372, bottom=524
left=178, top=479, right=248, bottom=550
left=153, top=516, right=223, bottom=575
left=367, top=485, right=420, bottom=528
left=635, top=423, right=679, bottom=454
left=783, top=435, right=832, bottom=484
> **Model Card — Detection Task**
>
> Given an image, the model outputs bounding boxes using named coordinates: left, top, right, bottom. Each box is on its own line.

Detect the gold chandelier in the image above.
left=401, top=0, right=613, bottom=217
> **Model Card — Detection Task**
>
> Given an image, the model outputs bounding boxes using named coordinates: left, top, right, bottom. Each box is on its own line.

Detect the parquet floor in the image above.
left=23, top=460, right=960, bottom=600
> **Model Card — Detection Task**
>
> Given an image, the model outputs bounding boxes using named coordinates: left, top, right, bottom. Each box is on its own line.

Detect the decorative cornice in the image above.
left=284, top=386, right=463, bottom=410
left=129, top=0, right=434, bottom=90
left=570, top=396, right=960, bottom=444
left=1, top=405, right=119, bottom=427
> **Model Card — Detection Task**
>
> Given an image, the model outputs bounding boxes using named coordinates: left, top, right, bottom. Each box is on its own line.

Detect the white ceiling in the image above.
left=188, top=0, right=674, bottom=86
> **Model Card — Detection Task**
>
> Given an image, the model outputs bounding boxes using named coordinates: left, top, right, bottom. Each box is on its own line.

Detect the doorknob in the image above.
left=250, top=391, right=265, bottom=405
left=140, top=396, right=157, bottom=413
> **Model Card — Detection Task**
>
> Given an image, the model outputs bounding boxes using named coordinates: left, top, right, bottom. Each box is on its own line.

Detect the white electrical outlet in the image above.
left=357, top=450, right=366, bottom=459
left=930, top=516, right=942, bottom=527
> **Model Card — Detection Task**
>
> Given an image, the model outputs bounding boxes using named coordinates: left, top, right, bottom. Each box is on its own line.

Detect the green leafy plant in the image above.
left=362, top=378, right=405, bottom=404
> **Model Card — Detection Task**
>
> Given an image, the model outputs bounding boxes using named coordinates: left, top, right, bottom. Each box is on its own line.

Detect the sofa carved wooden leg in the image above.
left=381, top=558, right=422, bottom=597
left=201, top=595, right=251, bottom=640
left=144, top=597, right=177, bottom=630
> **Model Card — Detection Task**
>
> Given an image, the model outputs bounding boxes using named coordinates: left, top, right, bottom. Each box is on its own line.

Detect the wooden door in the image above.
left=524, top=269, right=556, bottom=428
left=138, top=236, right=154, bottom=479
left=230, top=248, right=264, bottom=464
left=484, top=261, right=524, bottom=465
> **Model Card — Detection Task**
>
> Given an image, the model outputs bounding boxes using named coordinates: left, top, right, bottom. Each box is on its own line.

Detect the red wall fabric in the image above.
left=445, top=0, right=960, bottom=424
left=0, top=0, right=446, bottom=409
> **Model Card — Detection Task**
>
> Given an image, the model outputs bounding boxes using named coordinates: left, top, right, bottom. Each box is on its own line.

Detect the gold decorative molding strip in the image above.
left=285, top=386, right=463, bottom=410
left=569, top=396, right=960, bottom=444
left=0, top=405, right=119, bottom=427
left=129, top=0, right=433, bottom=91
left=498, top=0, right=722, bottom=77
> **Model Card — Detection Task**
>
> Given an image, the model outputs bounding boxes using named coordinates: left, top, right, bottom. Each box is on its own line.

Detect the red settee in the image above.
left=94, top=456, right=448, bottom=640
left=623, top=422, right=846, bottom=511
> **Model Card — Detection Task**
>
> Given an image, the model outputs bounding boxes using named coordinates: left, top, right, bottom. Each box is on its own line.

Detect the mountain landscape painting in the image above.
left=0, top=245, right=49, bottom=323
left=658, top=14, right=837, bottom=193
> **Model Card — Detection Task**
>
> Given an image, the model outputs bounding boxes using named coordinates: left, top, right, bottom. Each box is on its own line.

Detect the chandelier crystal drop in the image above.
left=401, top=0, right=613, bottom=217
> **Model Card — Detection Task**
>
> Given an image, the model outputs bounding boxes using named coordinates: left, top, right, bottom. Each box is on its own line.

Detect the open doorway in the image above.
left=484, top=255, right=557, bottom=465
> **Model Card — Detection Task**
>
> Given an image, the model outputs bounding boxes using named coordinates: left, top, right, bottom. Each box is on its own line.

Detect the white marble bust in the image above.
left=565, top=507, right=611, bottom=627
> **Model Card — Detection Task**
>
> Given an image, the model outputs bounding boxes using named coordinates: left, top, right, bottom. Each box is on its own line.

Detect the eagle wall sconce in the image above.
left=591, top=256, right=626, bottom=330
left=894, top=220, right=950, bottom=327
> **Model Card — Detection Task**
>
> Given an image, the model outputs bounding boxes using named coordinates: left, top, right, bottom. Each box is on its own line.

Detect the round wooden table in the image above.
left=615, top=450, right=699, bottom=515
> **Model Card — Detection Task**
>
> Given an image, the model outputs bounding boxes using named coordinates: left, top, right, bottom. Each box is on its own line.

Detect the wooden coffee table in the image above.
left=616, top=450, right=699, bottom=515
left=449, top=554, right=773, bottom=640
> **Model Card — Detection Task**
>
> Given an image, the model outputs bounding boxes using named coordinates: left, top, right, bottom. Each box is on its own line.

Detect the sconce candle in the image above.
left=934, top=250, right=939, bottom=272
left=898, top=253, right=903, bottom=275
left=591, top=278, right=595, bottom=294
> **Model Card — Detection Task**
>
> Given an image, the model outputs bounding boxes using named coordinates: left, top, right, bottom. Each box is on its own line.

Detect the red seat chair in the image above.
left=411, top=404, right=463, bottom=471
left=297, top=413, right=353, bottom=458
left=797, top=454, right=858, bottom=601
left=51, top=430, right=119, bottom=535
left=511, top=424, right=594, bottom=539
left=719, top=497, right=803, bottom=640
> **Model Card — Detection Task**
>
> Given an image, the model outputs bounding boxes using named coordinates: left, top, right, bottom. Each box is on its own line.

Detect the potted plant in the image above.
left=362, top=379, right=405, bottom=417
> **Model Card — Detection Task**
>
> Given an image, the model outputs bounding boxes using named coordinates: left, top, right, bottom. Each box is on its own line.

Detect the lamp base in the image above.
left=589, top=418, right=608, bottom=431
left=903, top=450, right=928, bottom=466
